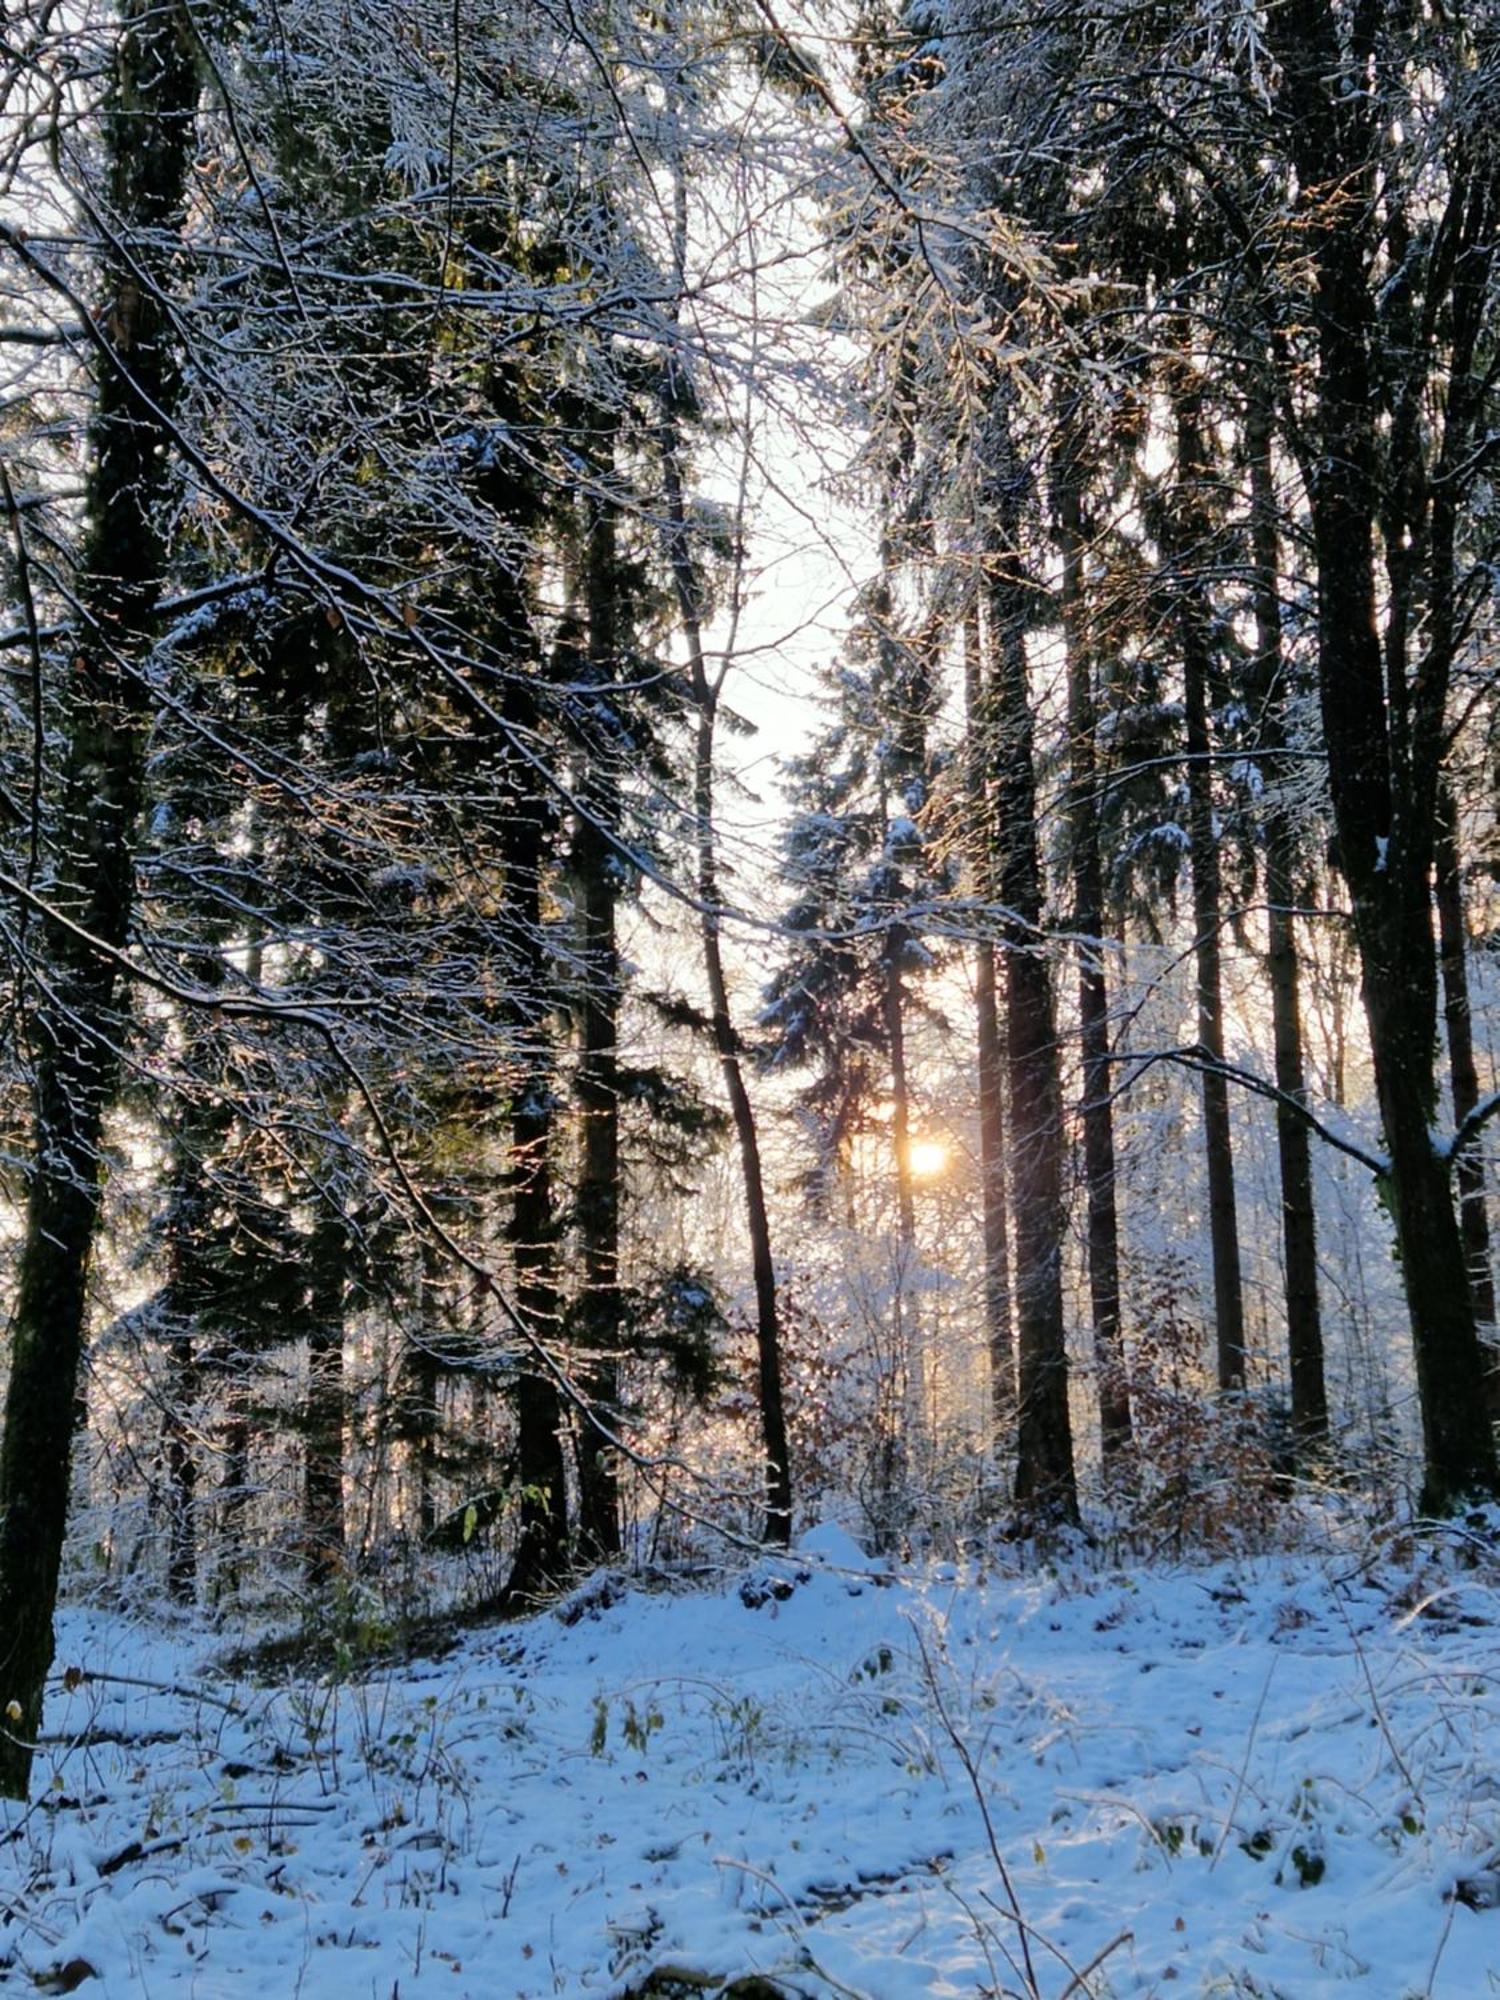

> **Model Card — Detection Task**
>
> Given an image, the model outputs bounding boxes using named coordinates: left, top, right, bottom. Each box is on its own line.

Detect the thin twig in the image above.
left=1210, top=1653, right=1277, bottom=1869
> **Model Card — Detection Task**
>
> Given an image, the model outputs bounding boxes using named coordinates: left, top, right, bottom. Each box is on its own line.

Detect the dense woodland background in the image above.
left=0, top=0, right=1498, bottom=1804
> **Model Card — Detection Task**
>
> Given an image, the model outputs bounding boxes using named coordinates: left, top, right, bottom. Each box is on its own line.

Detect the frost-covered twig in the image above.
left=910, top=1620, right=1109, bottom=1999
left=1331, top=1585, right=1421, bottom=1804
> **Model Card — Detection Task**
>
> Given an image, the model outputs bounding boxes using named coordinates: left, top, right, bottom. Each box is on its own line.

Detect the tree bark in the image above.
left=1435, top=783, right=1498, bottom=1404
left=165, top=1327, right=198, bottom=1606
left=0, top=0, right=196, bottom=1800
left=303, top=1199, right=348, bottom=1586
left=1246, top=387, right=1327, bottom=1444
left=1269, top=0, right=1498, bottom=1509
left=1055, top=438, right=1131, bottom=1455
left=405, top=1298, right=441, bottom=1542
left=161, top=1123, right=213, bottom=1607
left=1170, top=383, right=1247, bottom=1393
left=987, top=452, right=1077, bottom=1523
left=500, top=721, right=570, bottom=1601
left=963, top=603, right=1014, bottom=1433
left=572, top=485, right=624, bottom=1562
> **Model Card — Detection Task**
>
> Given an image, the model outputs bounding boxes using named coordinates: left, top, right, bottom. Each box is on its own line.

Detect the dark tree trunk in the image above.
left=1435, top=783, right=1499, bottom=1407
left=964, top=604, right=1014, bottom=1431
left=1270, top=0, right=1498, bottom=1510
left=162, top=1144, right=207, bottom=1607
left=1246, top=389, right=1327, bottom=1445
left=0, top=0, right=196, bottom=1800
left=405, top=1330, right=440, bottom=1543
left=987, top=462, right=1077, bottom=1524
left=159, top=1110, right=214, bottom=1607
left=303, top=1201, right=348, bottom=1585
left=215, top=1393, right=250, bottom=1606
left=500, top=728, right=570, bottom=1601
left=165, top=1330, right=198, bottom=1607
left=1170, top=385, right=1247, bottom=1393
left=1055, top=440, right=1131, bottom=1455
left=572, top=489, right=624, bottom=1562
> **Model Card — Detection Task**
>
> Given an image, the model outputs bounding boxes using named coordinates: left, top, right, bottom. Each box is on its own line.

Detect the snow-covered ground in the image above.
left=5, top=1518, right=1500, bottom=1997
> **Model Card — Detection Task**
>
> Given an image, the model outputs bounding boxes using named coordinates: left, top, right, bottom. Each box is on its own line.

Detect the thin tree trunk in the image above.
left=657, top=123, right=790, bottom=1544
left=661, top=439, right=793, bottom=1546
left=1246, top=388, right=1327, bottom=1444
left=397, top=1236, right=444, bottom=1540
left=156, top=1080, right=218, bottom=1608
left=572, top=487, right=624, bottom=1562
left=1055, top=440, right=1131, bottom=1454
left=215, top=1393, right=250, bottom=1606
left=0, top=0, right=195, bottom=1800
left=500, top=731, right=570, bottom=1601
left=165, top=1328, right=198, bottom=1607
left=214, top=902, right=264, bottom=1604
left=303, top=1200, right=348, bottom=1586
left=1171, top=383, right=1247, bottom=1393
left=1435, top=782, right=1499, bottom=1406
left=406, top=1317, right=440, bottom=1543
left=161, top=1129, right=210, bottom=1606
left=964, top=602, right=1014, bottom=1433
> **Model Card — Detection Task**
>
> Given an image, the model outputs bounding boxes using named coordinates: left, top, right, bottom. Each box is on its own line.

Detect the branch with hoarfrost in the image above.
left=1438, top=1090, right=1500, bottom=1166
left=1115, top=1045, right=1389, bottom=1178
left=0, top=853, right=787, bottom=1557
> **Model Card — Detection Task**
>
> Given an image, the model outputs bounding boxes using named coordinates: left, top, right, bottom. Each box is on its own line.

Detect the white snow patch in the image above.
left=5, top=1525, right=1500, bottom=1997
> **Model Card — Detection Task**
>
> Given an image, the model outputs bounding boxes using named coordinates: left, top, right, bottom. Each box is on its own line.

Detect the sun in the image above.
left=909, top=1139, right=949, bottom=1180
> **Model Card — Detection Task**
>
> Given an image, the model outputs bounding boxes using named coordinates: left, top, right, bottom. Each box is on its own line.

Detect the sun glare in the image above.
left=909, top=1139, right=949, bottom=1180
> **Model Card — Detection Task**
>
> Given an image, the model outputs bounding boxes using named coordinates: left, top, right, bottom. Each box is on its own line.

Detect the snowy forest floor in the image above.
left=6, top=1515, right=1500, bottom=1998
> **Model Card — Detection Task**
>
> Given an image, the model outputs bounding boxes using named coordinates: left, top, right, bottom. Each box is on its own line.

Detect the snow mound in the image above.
left=795, top=1521, right=884, bottom=1573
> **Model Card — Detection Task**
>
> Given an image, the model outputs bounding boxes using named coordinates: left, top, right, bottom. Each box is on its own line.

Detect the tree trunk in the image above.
left=405, top=1315, right=441, bottom=1542
left=165, top=1329, right=198, bottom=1607
left=572, top=488, right=624, bottom=1562
left=303, top=1199, right=348, bottom=1586
left=1055, top=439, right=1131, bottom=1455
left=987, top=462, right=1077, bottom=1523
left=1270, top=0, right=1497, bottom=1510
left=1170, top=383, right=1247, bottom=1392
left=159, top=1107, right=215, bottom=1607
left=662, top=442, right=793, bottom=1546
left=963, top=603, right=1014, bottom=1433
left=1435, top=783, right=1499, bottom=1406
left=1246, top=388, right=1327, bottom=1445
left=0, top=0, right=195, bottom=1800
left=501, top=729, right=570, bottom=1601
left=215, top=1391, right=251, bottom=1607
